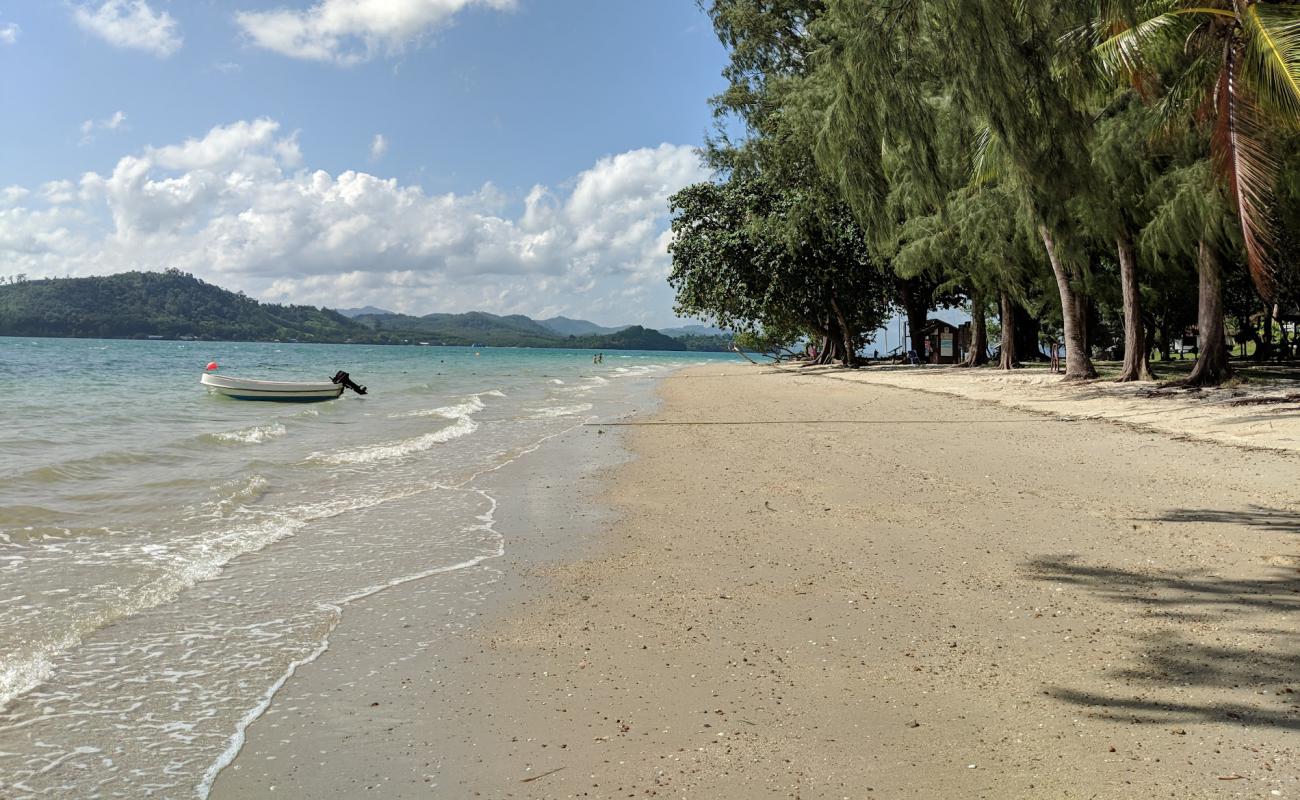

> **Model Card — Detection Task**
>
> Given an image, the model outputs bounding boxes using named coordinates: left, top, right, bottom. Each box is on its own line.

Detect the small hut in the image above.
left=921, top=319, right=961, bottom=364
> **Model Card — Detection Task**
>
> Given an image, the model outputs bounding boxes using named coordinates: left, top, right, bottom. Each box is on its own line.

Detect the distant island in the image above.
left=0, top=271, right=732, bottom=351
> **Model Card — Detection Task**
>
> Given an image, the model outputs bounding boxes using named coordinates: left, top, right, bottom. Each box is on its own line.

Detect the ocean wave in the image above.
left=205, top=423, right=287, bottom=445
left=1, top=489, right=370, bottom=711
left=8, top=450, right=181, bottom=486
left=389, top=393, right=490, bottom=419
left=528, top=403, right=594, bottom=418
left=0, top=504, right=71, bottom=529
left=310, top=417, right=479, bottom=465
left=190, top=474, right=270, bottom=521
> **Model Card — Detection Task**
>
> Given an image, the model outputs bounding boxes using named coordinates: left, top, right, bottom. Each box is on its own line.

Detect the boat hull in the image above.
left=200, top=373, right=344, bottom=402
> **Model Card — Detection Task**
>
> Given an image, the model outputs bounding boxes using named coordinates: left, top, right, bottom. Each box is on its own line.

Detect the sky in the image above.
left=0, top=0, right=731, bottom=327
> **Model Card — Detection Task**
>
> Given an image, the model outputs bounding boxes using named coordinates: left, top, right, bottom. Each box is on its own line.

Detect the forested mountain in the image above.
left=659, top=324, right=730, bottom=338
left=335, top=305, right=395, bottom=318
left=350, top=312, right=706, bottom=350
left=566, top=326, right=686, bottom=351
left=353, top=311, right=564, bottom=347
left=0, top=271, right=730, bottom=351
left=0, top=270, right=368, bottom=342
left=538, top=316, right=628, bottom=337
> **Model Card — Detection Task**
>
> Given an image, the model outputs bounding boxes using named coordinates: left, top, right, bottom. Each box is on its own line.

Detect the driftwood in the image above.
left=520, top=766, right=566, bottom=783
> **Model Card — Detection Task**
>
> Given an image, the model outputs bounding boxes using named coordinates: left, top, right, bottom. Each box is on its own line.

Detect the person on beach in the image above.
left=1050, top=339, right=1062, bottom=373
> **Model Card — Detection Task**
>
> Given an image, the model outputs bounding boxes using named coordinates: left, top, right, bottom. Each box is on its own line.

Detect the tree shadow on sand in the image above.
left=1026, top=507, right=1300, bottom=731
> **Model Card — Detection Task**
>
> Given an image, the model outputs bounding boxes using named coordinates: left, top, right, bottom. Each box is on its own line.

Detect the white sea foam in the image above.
left=0, top=644, right=62, bottom=712
left=529, top=403, right=594, bottom=418
left=196, top=486, right=506, bottom=799
left=310, top=417, right=479, bottom=465
left=208, top=423, right=286, bottom=445
left=389, top=391, right=500, bottom=419
left=0, top=485, right=421, bottom=713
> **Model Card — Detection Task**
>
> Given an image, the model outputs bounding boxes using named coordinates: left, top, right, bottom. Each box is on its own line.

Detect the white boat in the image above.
left=200, top=372, right=363, bottom=402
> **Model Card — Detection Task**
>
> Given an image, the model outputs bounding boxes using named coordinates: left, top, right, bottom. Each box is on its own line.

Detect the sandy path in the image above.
left=213, top=364, right=1298, bottom=799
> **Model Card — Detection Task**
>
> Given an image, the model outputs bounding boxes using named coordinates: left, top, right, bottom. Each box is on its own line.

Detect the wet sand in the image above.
left=211, top=363, right=1299, bottom=799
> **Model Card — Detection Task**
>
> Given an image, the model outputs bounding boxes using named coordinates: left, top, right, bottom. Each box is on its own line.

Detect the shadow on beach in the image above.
left=1026, top=506, right=1300, bottom=732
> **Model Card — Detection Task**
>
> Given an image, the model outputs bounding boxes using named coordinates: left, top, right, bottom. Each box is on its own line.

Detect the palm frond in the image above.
left=1151, top=50, right=1219, bottom=134
left=1240, top=3, right=1300, bottom=123
left=970, top=124, right=1007, bottom=185
left=1212, top=44, right=1278, bottom=297
left=1092, top=7, right=1229, bottom=78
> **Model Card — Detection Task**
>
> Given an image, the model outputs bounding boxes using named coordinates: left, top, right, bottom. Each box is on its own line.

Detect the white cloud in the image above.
left=369, top=133, right=388, bottom=161
left=73, top=0, right=182, bottom=58
left=0, top=119, right=708, bottom=325
left=235, top=0, right=515, bottom=65
left=79, top=110, right=128, bottom=145
left=40, top=181, right=78, bottom=205
left=2, top=186, right=31, bottom=205
left=0, top=23, right=19, bottom=45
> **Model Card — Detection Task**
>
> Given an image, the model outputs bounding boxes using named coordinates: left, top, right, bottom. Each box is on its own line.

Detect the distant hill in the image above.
left=0, top=270, right=374, bottom=343
left=567, top=325, right=684, bottom=351
left=354, top=310, right=562, bottom=347
left=538, top=316, right=628, bottom=337
left=0, top=271, right=732, bottom=352
left=659, top=324, right=730, bottom=338
left=335, top=305, right=395, bottom=318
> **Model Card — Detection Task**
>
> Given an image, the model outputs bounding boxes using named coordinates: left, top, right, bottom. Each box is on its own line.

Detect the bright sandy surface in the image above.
left=854, top=364, right=1300, bottom=454
left=212, top=363, right=1299, bottom=799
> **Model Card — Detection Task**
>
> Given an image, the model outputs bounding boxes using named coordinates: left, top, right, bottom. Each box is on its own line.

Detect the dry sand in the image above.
left=846, top=364, right=1300, bottom=454
left=212, top=363, right=1299, bottom=799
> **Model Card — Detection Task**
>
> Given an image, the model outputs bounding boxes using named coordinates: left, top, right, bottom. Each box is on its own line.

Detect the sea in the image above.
left=0, top=337, right=733, bottom=798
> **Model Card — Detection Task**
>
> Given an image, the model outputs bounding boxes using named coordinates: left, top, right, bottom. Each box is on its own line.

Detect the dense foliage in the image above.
left=670, top=0, right=1300, bottom=383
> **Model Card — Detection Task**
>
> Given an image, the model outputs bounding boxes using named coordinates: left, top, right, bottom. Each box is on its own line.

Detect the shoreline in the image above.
left=215, top=363, right=1298, bottom=798
left=208, top=387, right=642, bottom=797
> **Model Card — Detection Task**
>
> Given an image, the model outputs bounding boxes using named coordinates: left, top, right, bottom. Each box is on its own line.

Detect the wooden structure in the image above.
left=921, top=319, right=961, bottom=364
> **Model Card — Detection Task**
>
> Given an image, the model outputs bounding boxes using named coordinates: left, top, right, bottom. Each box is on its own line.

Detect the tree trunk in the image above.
left=816, top=334, right=836, bottom=365
left=898, top=279, right=930, bottom=360
left=1255, top=303, right=1273, bottom=361
left=998, top=289, right=1019, bottom=370
left=1276, top=304, right=1291, bottom=359
left=1156, top=312, right=1173, bottom=362
left=1014, top=304, right=1043, bottom=362
left=1038, top=224, right=1097, bottom=379
left=1185, top=240, right=1232, bottom=386
left=962, top=292, right=989, bottom=367
left=1115, top=232, right=1153, bottom=381
left=830, top=297, right=857, bottom=367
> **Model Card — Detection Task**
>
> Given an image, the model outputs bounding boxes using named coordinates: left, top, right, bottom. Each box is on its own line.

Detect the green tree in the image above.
left=668, top=171, right=892, bottom=366
left=1087, top=0, right=1300, bottom=384
left=812, top=0, right=1105, bottom=378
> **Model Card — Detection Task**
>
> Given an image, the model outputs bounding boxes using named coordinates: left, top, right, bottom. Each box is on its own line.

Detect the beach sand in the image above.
left=211, top=363, right=1299, bottom=799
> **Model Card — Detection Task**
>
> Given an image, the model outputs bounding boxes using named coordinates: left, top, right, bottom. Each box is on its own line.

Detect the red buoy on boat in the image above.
left=206, top=361, right=218, bottom=371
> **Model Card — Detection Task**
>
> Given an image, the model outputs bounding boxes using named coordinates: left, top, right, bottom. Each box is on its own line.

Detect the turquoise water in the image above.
left=0, top=337, right=734, bottom=798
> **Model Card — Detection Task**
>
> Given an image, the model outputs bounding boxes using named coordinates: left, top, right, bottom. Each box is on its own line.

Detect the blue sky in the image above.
left=0, top=1, right=730, bottom=326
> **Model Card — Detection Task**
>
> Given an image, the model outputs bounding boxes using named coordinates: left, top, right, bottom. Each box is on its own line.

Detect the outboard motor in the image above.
left=330, top=370, right=368, bottom=395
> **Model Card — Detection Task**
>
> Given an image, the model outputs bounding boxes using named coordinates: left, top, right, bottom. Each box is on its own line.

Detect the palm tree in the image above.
left=1089, top=0, right=1300, bottom=385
